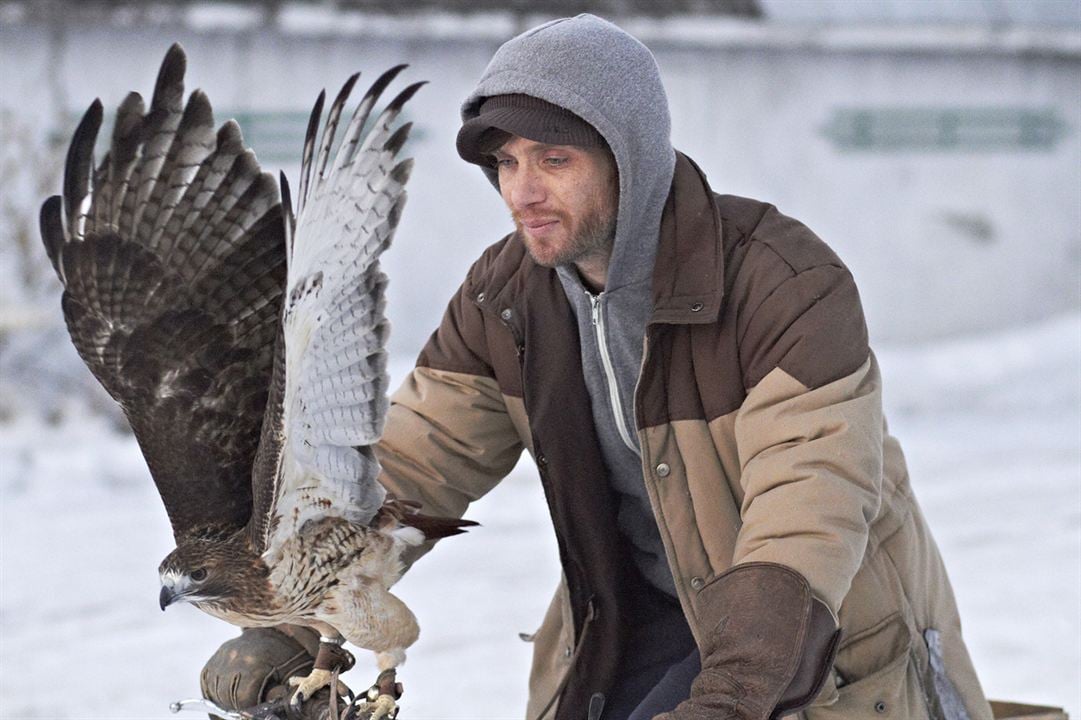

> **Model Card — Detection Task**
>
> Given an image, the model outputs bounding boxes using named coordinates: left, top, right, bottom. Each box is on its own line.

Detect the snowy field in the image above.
left=1, top=313, right=1078, bottom=720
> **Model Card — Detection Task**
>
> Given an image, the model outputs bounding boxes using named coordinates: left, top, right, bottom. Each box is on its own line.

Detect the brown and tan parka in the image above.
left=376, top=153, right=992, bottom=720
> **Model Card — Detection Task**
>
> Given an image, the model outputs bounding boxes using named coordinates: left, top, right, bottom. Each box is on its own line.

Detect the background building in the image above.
left=2, top=0, right=1078, bottom=359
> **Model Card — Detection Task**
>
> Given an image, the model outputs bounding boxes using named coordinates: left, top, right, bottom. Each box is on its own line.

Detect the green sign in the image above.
left=227, top=109, right=424, bottom=166
left=69, top=108, right=420, bottom=168
left=227, top=110, right=313, bottom=165
left=823, top=107, right=1068, bottom=152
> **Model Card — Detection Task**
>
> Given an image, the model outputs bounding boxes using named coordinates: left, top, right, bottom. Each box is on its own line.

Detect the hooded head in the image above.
left=457, top=14, right=676, bottom=291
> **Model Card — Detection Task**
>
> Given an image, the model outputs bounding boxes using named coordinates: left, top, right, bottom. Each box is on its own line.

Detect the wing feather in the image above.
left=41, top=43, right=286, bottom=540
left=128, top=45, right=187, bottom=238
left=313, top=72, right=360, bottom=184
left=62, top=98, right=102, bottom=242
left=251, top=70, right=420, bottom=559
left=331, top=65, right=406, bottom=174
left=90, top=92, right=144, bottom=237
left=295, top=91, right=325, bottom=219
left=41, top=196, right=66, bottom=281
left=144, top=90, right=217, bottom=251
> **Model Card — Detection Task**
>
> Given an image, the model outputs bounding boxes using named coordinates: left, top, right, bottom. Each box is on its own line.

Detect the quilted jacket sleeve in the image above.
left=732, top=260, right=883, bottom=614
left=375, top=244, right=524, bottom=555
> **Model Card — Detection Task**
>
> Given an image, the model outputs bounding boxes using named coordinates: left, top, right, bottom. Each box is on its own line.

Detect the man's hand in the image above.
left=656, top=563, right=840, bottom=720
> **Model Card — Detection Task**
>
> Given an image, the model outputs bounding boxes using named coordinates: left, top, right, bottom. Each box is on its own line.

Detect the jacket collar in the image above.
left=649, top=152, right=725, bottom=325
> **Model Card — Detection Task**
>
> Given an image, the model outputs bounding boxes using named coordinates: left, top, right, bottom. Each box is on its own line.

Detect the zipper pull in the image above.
left=587, top=291, right=601, bottom=326
left=587, top=693, right=605, bottom=720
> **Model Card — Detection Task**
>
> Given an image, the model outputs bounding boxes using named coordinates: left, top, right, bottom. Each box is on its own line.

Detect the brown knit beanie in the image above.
left=456, top=94, right=606, bottom=166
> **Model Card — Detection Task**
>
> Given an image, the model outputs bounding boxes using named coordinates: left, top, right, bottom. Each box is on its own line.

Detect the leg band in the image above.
left=314, top=641, right=356, bottom=672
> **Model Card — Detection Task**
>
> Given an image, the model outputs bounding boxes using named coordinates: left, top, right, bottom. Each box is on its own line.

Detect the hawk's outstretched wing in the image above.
left=40, top=44, right=285, bottom=538
left=250, top=69, right=421, bottom=560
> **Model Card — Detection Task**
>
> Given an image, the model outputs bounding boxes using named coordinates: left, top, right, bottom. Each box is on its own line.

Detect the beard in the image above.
left=514, top=200, right=617, bottom=270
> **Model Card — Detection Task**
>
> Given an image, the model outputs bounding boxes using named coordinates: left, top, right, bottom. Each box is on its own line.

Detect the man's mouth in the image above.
left=522, top=218, right=558, bottom=230
left=519, top=217, right=562, bottom=239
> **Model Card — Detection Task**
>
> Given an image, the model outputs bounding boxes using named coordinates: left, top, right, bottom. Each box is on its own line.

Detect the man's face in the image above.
left=492, top=136, right=618, bottom=270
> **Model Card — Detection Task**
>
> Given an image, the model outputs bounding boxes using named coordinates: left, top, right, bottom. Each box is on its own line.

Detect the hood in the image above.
left=460, top=13, right=676, bottom=291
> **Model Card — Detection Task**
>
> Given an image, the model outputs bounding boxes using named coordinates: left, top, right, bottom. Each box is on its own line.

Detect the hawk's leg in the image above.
left=356, top=666, right=404, bottom=720
left=287, top=634, right=354, bottom=709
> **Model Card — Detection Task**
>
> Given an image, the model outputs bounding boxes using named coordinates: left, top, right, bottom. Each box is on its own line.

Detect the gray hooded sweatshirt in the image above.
left=461, top=14, right=679, bottom=596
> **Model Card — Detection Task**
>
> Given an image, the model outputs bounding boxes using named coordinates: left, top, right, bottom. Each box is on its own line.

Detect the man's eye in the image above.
left=494, top=157, right=515, bottom=168
left=544, top=157, right=568, bottom=166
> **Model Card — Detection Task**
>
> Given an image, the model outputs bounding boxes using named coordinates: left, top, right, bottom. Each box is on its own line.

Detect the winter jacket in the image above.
left=375, top=153, right=992, bottom=720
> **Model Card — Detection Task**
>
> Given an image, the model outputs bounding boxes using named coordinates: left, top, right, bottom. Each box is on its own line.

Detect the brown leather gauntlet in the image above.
left=657, top=562, right=841, bottom=720
left=200, top=625, right=320, bottom=714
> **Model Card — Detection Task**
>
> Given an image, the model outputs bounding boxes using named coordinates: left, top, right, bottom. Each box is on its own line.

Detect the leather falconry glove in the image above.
left=200, top=625, right=321, bottom=718
left=655, top=562, right=841, bottom=720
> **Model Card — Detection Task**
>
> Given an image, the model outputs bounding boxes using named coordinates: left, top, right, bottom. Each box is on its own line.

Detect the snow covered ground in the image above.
left=1, top=312, right=1078, bottom=719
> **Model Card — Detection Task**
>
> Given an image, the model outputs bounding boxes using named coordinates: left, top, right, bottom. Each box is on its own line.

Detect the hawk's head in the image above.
left=157, top=530, right=260, bottom=611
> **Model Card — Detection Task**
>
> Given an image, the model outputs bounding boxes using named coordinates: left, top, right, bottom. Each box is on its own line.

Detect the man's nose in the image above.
left=506, top=167, right=546, bottom=210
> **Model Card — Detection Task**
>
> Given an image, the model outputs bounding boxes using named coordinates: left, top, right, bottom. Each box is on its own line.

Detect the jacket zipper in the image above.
left=587, top=291, right=639, bottom=455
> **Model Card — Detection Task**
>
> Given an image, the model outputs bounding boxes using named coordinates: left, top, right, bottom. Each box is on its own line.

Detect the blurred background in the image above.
left=1, top=1, right=1078, bottom=718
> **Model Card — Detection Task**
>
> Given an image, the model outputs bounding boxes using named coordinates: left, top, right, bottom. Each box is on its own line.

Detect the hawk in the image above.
left=40, top=44, right=471, bottom=716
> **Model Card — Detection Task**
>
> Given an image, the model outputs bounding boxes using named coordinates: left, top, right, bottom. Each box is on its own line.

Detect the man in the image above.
left=202, top=14, right=992, bottom=720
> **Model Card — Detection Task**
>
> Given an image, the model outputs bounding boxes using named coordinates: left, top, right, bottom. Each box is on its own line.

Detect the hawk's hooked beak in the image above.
left=160, top=585, right=176, bottom=611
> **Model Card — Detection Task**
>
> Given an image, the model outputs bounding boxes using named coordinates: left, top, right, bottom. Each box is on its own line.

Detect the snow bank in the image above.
left=1, top=313, right=1077, bottom=717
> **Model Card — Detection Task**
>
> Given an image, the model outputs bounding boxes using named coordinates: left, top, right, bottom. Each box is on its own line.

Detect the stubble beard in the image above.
left=515, top=203, right=617, bottom=270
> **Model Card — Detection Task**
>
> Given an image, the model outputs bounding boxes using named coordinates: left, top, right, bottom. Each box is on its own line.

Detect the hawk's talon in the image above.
left=287, top=669, right=352, bottom=710
left=353, top=669, right=402, bottom=720
left=354, top=692, right=398, bottom=720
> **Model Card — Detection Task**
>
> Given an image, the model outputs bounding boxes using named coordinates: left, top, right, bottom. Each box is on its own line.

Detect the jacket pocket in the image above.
left=805, top=613, right=930, bottom=720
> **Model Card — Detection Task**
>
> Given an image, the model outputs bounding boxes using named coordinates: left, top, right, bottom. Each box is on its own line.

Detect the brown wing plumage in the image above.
left=40, top=44, right=286, bottom=539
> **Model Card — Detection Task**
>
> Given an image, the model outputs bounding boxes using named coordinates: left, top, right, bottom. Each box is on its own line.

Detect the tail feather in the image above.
left=404, top=512, right=480, bottom=540
left=374, top=496, right=479, bottom=540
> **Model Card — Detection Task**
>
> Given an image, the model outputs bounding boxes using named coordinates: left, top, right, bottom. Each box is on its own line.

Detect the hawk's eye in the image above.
left=191, top=568, right=208, bottom=582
